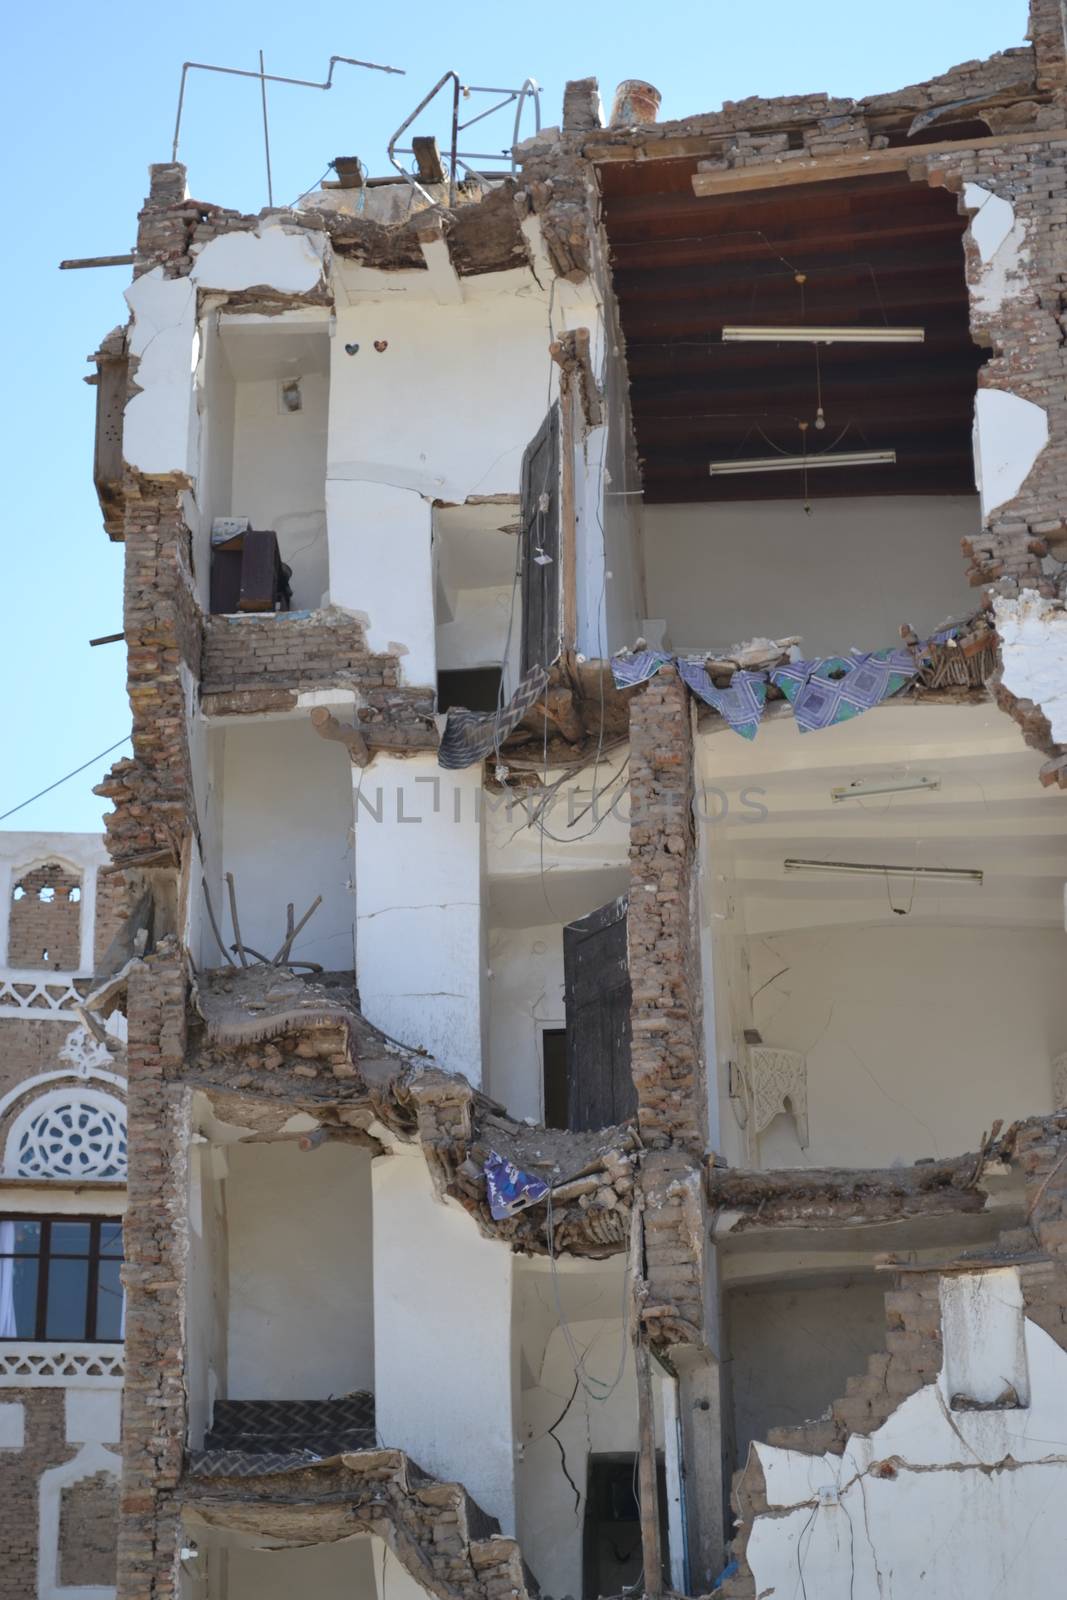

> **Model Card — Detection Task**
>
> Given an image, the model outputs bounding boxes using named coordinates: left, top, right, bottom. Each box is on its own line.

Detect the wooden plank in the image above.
left=691, top=127, right=1067, bottom=197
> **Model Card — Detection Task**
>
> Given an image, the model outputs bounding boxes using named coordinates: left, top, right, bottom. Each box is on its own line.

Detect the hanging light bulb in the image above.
left=814, top=406, right=826, bottom=431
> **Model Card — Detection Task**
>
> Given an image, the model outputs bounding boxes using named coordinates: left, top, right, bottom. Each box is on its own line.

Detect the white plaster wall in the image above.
left=123, top=269, right=199, bottom=479
left=643, top=496, right=979, bottom=657
left=436, top=585, right=516, bottom=674
left=218, top=719, right=355, bottom=972
left=487, top=923, right=564, bottom=1121
left=191, top=223, right=329, bottom=297
left=328, top=480, right=436, bottom=682
left=746, top=924, right=1067, bottom=1167
left=327, top=280, right=558, bottom=686
left=354, top=756, right=485, bottom=1081
left=995, top=590, right=1067, bottom=744
left=186, top=1142, right=228, bottom=1447
left=746, top=1273, right=1067, bottom=1598
left=974, top=389, right=1049, bottom=519
left=373, top=1152, right=516, bottom=1530
left=226, top=1142, right=374, bottom=1401
left=230, top=371, right=329, bottom=611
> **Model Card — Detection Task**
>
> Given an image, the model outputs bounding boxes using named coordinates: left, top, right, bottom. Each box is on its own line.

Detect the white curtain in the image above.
left=0, top=1221, right=17, bottom=1338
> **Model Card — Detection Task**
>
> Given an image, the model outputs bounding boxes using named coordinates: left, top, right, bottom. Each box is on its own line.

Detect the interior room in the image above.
left=513, top=1255, right=667, bottom=1600
left=598, top=163, right=985, bottom=657
left=197, top=312, right=331, bottom=613
left=484, top=763, right=630, bottom=1124
left=434, top=502, right=521, bottom=711
left=198, top=717, right=356, bottom=973
left=698, top=701, right=1067, bottom=1170
left=186, top=1132, right=374, bottom=1449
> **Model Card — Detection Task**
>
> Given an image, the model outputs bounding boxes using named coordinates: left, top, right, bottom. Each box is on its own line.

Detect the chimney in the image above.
left=609, top=80, right=661, bottom=127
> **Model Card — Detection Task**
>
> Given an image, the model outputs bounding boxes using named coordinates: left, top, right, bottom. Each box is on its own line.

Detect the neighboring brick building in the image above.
left=26, top=3, right=1067, bottom=1597
left=0, top=833, right=127, bottom=1600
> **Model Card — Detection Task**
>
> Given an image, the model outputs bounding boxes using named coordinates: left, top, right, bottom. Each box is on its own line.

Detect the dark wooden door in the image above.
left=519, top=405, right=561, bottom=675
left=563, top=896, right=635, bottom=1132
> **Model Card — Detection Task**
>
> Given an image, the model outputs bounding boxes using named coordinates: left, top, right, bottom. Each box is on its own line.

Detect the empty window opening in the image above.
left=583, top=1454, right=669, bottom=1599
left=437, top=667, right=503, bottom=714
left=541, top=1027, right=568, bottom=1128
left=39, top=887, right=55, bottom=904
left=11, top=885, right=25, bottom=901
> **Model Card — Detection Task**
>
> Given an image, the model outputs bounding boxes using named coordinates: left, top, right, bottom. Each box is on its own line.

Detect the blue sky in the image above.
left=0, top=0, right=1028, bottom=834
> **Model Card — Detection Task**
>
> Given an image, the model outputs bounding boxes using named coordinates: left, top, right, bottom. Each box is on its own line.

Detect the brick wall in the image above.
left=200, top=609, right=435, bottom=735
left=0, top=1019, right=80, bottom=1108
left=8, top=865, right=82, bottom=973
left=96, top=475, right=202, bottom=872
left=0, top=1391, right=75, bottom=1600
left=95, top=872, right=131, bottom=969
left=59, top=1470, right=120, bottom=1586
left=627, top=667, right=706, bottom=1152
left=117, top=943, right=188, bottom=1600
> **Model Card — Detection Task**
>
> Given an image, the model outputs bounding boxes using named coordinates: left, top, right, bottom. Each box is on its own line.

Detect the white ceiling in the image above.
left=697, top=701, right=1067, bottom=933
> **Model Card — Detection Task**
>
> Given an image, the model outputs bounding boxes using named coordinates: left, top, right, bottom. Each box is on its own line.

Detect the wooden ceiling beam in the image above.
left=688, top=127, right=1067, bottom=197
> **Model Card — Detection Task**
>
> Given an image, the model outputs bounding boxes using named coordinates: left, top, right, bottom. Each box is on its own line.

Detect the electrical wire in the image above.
left=0, top=737, right=132, bottom=824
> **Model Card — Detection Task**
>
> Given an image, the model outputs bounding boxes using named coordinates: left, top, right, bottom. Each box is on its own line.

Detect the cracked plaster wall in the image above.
left=353, top=755, right=485, bottom=1084
left=995, top=590, right=1067, bottom=743
left=513, top=1256, right=646, bottom=1600
left=372, top=1150, right=516, bottom=1534
left=746, top=925, right=1067, bottom=1168
left=745, top=1270, right=1067, bottom=1598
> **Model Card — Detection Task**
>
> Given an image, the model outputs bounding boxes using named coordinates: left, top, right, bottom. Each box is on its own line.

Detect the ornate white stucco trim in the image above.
left=0, top=1344, right=123, bottom=1388
left=745, top=1046, right=809, bottom=1148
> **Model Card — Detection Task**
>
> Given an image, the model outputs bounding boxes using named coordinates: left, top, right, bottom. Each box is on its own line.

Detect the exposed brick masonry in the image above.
left=59, top=1471, right=120, bottom=1587
left=200, top=609, right=436, bottom=738
left=96, top=476, right=201, bottom=871
left=117, top=943, right=188, bottom=1600
left=8, top=864, right=81, bottom=973
left=0, top=1392, right=77, bottom=1600
left=627, top=667, right=705, bottom=1152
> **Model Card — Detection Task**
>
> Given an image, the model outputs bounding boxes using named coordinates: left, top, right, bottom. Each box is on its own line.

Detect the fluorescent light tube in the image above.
left=721, top=325, right=925, bottom=344
left=709, top=449, right=896, bottom=476
left=831, top=776, right=940, bottom=803
left=784, top=858, right=982, bottom=884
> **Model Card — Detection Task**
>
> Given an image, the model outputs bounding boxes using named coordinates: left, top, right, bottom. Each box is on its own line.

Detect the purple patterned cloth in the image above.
left=484, top=1150, right=549, bottom=1221
left=610, top=650, right=672, bottom=688
left=771, top=649, right=918, bottom=733
left=677, top=660, right=767, bottom=740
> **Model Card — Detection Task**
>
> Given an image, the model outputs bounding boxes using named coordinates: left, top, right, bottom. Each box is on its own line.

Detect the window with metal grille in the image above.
left=0, top=1217, right=124, bottom=1341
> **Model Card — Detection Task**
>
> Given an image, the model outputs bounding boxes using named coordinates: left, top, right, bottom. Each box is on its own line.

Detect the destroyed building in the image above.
left=24, top=1, right=1067, bottom=1594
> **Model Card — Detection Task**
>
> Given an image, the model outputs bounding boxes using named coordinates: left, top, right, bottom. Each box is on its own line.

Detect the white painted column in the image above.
left=0, top=863, right=12, bottom=970
left=373, top=1151, right=516, bottom=1530
left=77, top=863, right=98, bottom=976
left=354, top=756, right=486, bottom=1084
